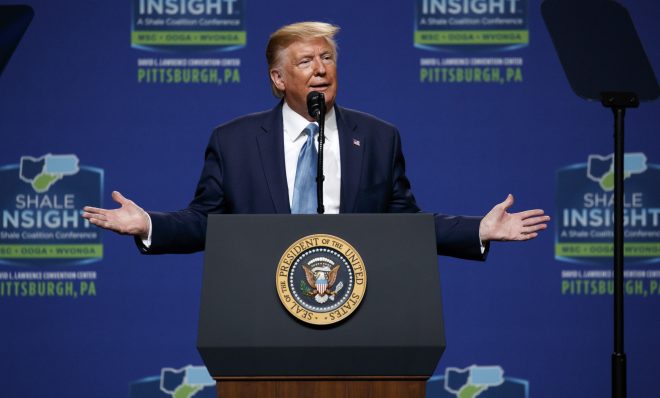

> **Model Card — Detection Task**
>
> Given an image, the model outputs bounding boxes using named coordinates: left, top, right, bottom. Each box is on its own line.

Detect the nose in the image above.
left=312, top=57, right=326, bottom=75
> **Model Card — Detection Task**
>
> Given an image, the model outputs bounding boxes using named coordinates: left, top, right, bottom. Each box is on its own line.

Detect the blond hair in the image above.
left=266, top=21, right=340, bottom=98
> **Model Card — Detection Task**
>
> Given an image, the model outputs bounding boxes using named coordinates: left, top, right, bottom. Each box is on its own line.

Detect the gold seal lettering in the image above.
left=276, top=234, right=367, bottom=326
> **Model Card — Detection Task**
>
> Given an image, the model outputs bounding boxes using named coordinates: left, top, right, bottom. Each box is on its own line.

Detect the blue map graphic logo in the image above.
left=130, top=365, right=215, bottom=398
left=427, top=365, right=528, bottom=398
left=19, top=154, right=80, bottom=193
left=586, top=153, right=648, bottom=192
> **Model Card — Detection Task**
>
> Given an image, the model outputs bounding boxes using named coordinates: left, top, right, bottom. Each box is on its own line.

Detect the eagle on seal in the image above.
left=302, top=259, right=340, bottom=296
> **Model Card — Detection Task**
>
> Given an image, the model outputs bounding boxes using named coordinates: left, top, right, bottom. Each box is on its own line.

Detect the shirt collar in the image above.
left=283, top=101, right=337, bottom=143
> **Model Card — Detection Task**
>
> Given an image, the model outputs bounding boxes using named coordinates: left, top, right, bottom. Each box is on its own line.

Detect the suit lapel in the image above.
left=257, top=102, right=291, bottom=214
left=336, top=106, right=364, bottom=213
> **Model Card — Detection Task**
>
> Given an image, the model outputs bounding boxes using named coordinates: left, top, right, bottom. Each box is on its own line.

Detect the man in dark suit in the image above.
left=82, top=22, right=549, bottom=258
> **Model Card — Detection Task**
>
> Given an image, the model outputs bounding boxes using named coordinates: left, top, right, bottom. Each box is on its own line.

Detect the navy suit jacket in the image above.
left=143, top=102, right=487, bottom=260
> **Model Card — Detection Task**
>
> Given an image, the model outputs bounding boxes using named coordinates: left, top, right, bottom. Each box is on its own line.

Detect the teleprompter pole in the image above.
left=601, top=92, right=639, bottom=398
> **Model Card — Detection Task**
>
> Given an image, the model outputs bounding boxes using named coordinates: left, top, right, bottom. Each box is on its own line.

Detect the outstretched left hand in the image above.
left=479, top=194, right=550, bottom=242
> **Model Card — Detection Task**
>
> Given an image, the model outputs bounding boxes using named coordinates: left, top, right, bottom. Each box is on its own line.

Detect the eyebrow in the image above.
left=295, top=50, right=333, bottom=60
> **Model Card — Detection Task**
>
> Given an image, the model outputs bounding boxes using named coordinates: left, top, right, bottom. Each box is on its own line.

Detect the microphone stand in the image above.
left=315, top=102, right=326, bottom=214
left=306, top=90, right=326, bottom=214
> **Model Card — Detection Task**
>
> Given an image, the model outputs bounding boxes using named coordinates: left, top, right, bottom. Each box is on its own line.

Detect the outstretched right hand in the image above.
left=82, top=191, right=150, bottom=239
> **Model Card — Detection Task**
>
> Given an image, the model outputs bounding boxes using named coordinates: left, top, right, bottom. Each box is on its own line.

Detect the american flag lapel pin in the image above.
left=353, top=138, right=360, bottom=147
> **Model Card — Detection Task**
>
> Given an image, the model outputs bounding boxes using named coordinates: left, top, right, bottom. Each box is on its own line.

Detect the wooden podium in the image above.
left=214, top=376, right=426, bottom=398
left=198, top=214, right=445, bottom=398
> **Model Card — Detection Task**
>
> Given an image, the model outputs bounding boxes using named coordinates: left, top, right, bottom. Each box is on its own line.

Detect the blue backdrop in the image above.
left=1, top=1, right=659, bottom=397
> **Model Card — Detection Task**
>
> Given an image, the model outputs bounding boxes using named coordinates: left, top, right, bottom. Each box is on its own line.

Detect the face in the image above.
left=270, top=37, right=338, bottom=120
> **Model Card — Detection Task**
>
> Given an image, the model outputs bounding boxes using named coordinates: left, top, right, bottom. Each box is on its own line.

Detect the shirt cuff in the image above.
left=141, top=213, right=153, bottom=248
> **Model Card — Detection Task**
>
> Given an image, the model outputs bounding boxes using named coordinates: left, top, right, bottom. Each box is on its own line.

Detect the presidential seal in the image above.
left=276, top=234, right=367, bottom=326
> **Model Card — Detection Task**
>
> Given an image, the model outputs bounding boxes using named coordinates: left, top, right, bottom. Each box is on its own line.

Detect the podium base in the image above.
left=215, top=376, right=427, bottom=398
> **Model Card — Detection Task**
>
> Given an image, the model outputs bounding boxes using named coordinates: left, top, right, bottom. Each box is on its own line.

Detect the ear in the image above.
left=270, top=68, right=286, bottom=92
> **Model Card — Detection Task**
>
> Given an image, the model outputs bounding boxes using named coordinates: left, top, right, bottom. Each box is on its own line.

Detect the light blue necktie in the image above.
left=291, top=123, right=319, bottom=214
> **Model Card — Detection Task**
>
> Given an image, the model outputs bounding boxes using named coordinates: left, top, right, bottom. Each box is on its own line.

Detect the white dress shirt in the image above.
left=282, top=101, right=341, bottom=214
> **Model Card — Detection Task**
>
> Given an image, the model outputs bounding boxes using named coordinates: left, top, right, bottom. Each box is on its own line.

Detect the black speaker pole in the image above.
left=601, top=92, right=638, bottom=398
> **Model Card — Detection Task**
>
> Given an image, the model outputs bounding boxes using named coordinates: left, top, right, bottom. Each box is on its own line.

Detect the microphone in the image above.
left=307, top=91, right=326, bottom=121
